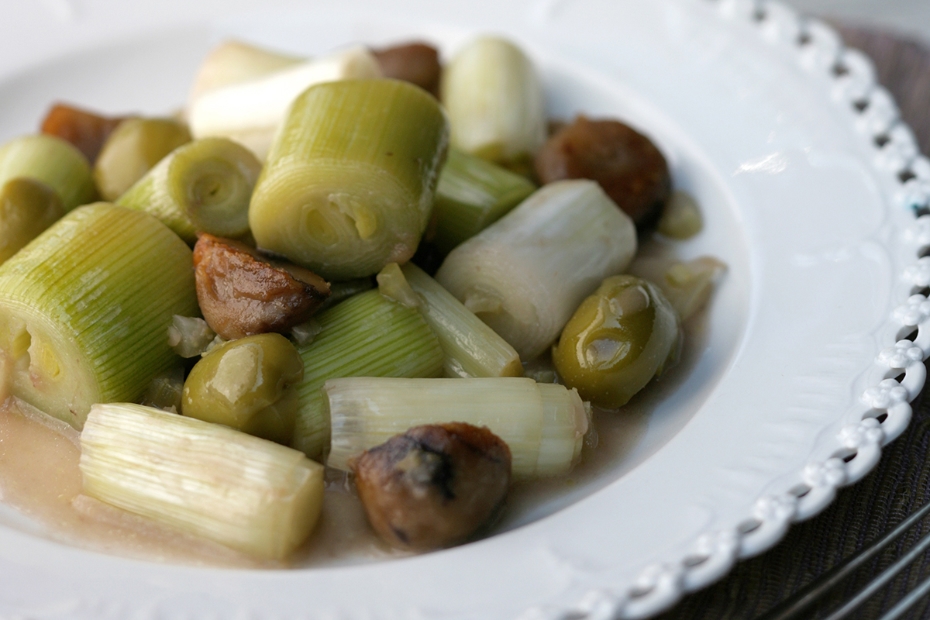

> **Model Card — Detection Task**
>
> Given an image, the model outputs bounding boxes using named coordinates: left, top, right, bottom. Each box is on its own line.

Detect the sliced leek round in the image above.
left=249, top=78, right=449, bottom=280
left=0, top=203, right=198, bottom=428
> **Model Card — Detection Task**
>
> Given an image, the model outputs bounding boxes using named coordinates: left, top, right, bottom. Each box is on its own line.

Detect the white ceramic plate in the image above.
left=2, top=0, right=929, bottom=618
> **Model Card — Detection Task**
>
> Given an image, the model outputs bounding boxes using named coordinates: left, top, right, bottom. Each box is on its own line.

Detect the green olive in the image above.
left=0, top=177, right=65, bottom=264
left=181, top=333, right=304, bottom=444
left=552, top=275, right=680, bottom=408
left=94, top=117, right=191, bottom=201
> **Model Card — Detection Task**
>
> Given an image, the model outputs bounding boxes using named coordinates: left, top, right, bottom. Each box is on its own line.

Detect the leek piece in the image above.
left=249, top=79, right=449, bottom=280
left=117, top=137, right=261, bottom=244
left=0, top=203, right=198, bottom=428
left=440, top=36, right=546, bottom=170
left=291, top=289, right=444, bottom=459
left=325, top=377, right=587, bottom=479
left=0, top=177, right=66, bottom=264
left=189, top=46, right=383, bottom=161
left=0, top=134, right=95, bottom=211
left=400, top=263, right=522, bottom=378
left=94, top=118, right=192, bottom=201
left=435, top=179, right=637, bottom=360
left=432, top=148, right=536, bottom=253
left=188, top=40, right=303, bottom=103
left=628, top=255, right=727, bottom=322
left=80, top=403, right=324, bottom=560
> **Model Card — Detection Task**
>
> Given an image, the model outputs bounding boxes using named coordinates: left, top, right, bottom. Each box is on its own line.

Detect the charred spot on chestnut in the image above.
left=352, top=422, right=511, bottom=551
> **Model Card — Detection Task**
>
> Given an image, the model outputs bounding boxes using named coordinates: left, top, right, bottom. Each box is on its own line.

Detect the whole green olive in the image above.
left=181, top=333, right=304, bottom=444
left=552, top=275, right=680, bottom=408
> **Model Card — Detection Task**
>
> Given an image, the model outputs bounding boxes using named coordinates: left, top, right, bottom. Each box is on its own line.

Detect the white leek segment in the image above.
left=80, top=403, right=324, bottom=560
left=0, top=134, right=95, bottom=211
left=440, top=36, right=546, bottom=169
left=292, top=289, right=444, bottom=459
left=399, top=263, right=522, bottom=378
left=325, top=377, right=588, bottom=479
left=435, top=179, right=637, bottom=360
left=188, top=46, right=383, bottom=160
left=187, top=39, right=303, bottom=103
left=0, top=203, right=199, bottom=428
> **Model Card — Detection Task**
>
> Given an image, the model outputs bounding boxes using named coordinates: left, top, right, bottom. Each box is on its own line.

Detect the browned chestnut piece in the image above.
left=193, top=233, right=330, bottom=340
left=535, top=115, right=671, bottom=228
left=353, top=422, right=511, bottom=551
left=372, top=42, right=442, bottom=97
left=40, top=103, right=128, bottom=164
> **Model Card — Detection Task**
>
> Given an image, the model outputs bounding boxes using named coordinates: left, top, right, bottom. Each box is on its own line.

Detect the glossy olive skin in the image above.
left=181, top=333, right=304, bottom=444
left=552, top=275, right=680, bottom=409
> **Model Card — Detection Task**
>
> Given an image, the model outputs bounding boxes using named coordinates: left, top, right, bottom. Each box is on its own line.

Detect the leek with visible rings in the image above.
left=324, top=376, right=588, bottom=479
left=0, top=203, right=198, bottom=428
left=435, top=179, right=637, bottom=360
left=249, top=78, right=449, bottom=280
left=117, top=137, right=261, bottom=243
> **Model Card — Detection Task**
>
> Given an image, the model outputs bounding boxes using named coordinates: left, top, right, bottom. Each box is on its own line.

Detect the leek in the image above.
left=435, top=179, right=637, bottom=360
left=117, top=137, right=261, bottom=243
left=187, top=39, right=303, bottom=103
left=0, top=177, right=66, bottom=264
left=188, top=46, right=382, bottom=161
left=80, top=403, right=324, bottom=560
left=432, top=148, right=536, bottom=253
left=440, top=36, right=546, bottom=170
left=292, top=289, right=444, bottom=458
left=249, top=78, right=449, bottom=280
left=325, top=377, right=587, bottom=479
left=0, top=203, right=198, bottom=428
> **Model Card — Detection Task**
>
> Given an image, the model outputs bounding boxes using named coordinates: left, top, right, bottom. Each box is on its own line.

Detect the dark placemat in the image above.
left=655, top=25, right=930, bottom=620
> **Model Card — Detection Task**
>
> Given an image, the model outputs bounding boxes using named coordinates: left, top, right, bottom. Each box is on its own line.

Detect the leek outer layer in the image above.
left=432, top=148, right=536, bottom=253
left=291, top=289, right=444, bottom=458
left=324, top=376, right=588, bottom=479
left=435, top=179, right=637, bottom=360
left=117, top=137, right=262, bottom=244
left=401, top=263, right=522, bottom=378
left=0, top=203, right=198, bottom=428
left=440, top=36, right=547, bottom=169
left=189, top=46, right=382, bottom=161
left=249, top=78, right=449, bottom=280
left=0, top=134, right=95, bottom=211
left=80, top=403, right=324, bottom=560
left=0, top=178, right=66, bottom=264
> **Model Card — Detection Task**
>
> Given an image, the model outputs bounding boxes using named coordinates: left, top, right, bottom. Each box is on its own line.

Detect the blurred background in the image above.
left=785, top=0, right=930, bottom=42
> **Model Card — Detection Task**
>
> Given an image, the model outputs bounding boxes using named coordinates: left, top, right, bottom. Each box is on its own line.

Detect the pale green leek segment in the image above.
left=292, top=289, right=444, bottom=459
left=0, top=178, right=66, bottom=264
left=0, top=134, right=95, bottom=211
left=399, top=263, right=522, bottom=378
left=440, top=36, right=546, bottom=171
left=117, top=137, right=261, bottom=244
left=432, top=149, right=536, bottom=253
left=80, top=403, right=324, bottom=560
left=435, top=179, right=637, bottom=360
left=249, top=78, right=449, bottom=280
left=324, top=377, right=588, bottom=479
left=189, top=46, right=382, bottom=161
left=0, top=203, right=198, bottom=428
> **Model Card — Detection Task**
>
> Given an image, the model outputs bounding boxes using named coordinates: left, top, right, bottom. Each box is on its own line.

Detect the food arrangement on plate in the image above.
left=0, top=34, right=725, bottom=564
